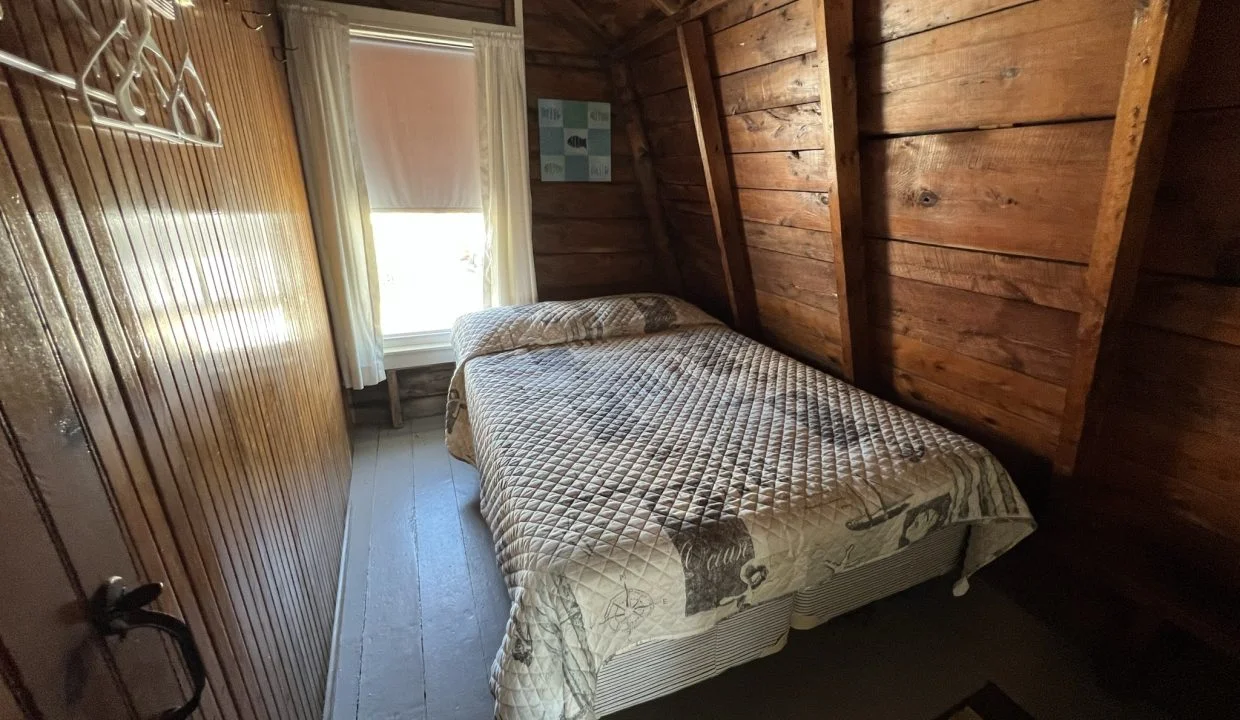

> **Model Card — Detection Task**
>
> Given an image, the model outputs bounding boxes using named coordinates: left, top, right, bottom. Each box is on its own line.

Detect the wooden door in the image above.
left=0, top=212, right=216, bottom=717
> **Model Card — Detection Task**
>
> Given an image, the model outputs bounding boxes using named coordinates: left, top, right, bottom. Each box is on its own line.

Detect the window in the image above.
left=349, top=36, right=483, bottom=365
left=371, top=210, right=485, bottom=336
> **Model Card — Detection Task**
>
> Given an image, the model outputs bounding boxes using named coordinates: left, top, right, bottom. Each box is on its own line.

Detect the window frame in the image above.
left=305, top=0, right=520, bottom=368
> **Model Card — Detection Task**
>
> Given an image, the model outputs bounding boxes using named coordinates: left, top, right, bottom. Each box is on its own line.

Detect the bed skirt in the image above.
left=594, top=524, right=969, bottom=716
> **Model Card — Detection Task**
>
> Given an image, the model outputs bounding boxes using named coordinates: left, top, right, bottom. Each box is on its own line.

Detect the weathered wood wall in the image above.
left=0, top=1, right=351, bottom=717
left=351, top=363, right=455, bottom=424
left=525, top=0, right=665, bottom=300
left=632, top=0, right=1129, bottom=465
left=623, top=0, right=1240, bottom=650
left=1073, top=0, right=1240, bottom=608
left=857, top=0, right=1138, bottom=467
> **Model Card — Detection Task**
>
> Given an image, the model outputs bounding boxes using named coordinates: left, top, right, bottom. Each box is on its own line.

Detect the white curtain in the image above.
left=473, top=30, right=538, bottom=307
left=283, top=3, right=384, bottom=389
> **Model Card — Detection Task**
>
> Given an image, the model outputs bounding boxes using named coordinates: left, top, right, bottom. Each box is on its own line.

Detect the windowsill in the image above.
left=383, top=330, right=455, bottom=369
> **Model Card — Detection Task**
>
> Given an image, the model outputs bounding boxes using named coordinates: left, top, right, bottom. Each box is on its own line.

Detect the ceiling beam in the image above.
left=613, top=0, right=733, bottom=58
left=649, top=0, right=685, bottom=16
left=540, top=0, right=615, bottom=49
left=678, top=19, right=759, bottom=334
left=812, top=0, right=872, bottom=388
left=1054, top=0, right=1203, bottom=478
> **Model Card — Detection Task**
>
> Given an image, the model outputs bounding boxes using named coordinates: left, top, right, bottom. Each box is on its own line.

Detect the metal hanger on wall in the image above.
left=0, top=0, right=223, bottom=147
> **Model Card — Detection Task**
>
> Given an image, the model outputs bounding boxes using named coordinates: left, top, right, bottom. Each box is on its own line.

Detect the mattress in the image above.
left=594, top=523, right=968, bottom=715
left=446, top=294, right=1035, bottom=720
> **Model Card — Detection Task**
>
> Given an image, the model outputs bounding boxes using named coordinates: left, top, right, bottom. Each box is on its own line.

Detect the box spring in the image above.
left=594, top=524, right=969, bottom=715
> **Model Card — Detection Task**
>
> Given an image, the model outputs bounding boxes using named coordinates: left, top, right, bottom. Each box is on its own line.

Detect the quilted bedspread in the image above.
left=446, top=294, right=1035, bottom=720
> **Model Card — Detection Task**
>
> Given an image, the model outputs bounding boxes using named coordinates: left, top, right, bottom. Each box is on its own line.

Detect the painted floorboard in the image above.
left=358, top=426, right=427, bottom=720
left=449, top=451, right=513, bottom=667
left=327, top=427, right=379, bottom=720
left=410, top=422, right=494, bottom=719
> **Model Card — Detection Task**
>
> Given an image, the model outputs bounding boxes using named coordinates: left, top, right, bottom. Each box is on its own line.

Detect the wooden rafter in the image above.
left=812, top=0, right=872, bottom=387
left=1054, top=0, right=1203, bottom=477
left=613, top=0, right=733, bottom=58
left=678, top=19, right=758, bottom=333
left=649, top=0, right=685, bottom=16
left=540, top=0, right=616, bottom=48
left=610, top=61, right=686, bottom=295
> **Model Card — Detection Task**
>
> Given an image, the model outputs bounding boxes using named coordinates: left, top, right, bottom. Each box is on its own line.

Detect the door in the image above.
left=0, top=214, right=214, bottom=718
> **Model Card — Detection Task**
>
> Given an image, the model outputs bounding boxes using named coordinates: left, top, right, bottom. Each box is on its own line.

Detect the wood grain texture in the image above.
left=708, top=0, right=814, bottom=76
left=857, top=0, right=1132, bottom=135
left=0, top=1, right=352, bottom=717
left=883, top=363, right=1058, bottom=457
left=724, top=102, right=823, bottom=153
left=756, top=291, right=845, bottom=372
left=632, top=49, right=687, bottom=97
left=876, top=333, right=1065, bottom=431
left=1130, top=277, right=1240, bottom=348
left=748, top=247, right=837, bottom=311
left=743, top=221, right=832, bottom=261
left=680, top=19, right=759, bottom=332
left=868, top=238, right=1085, bottom=313
left=862, top=122, right=1112, bottom=263
left=613, top=61, right=686, bottom=293
left=737, top=189, right=831, bottom=230
left=718, top=52, right=818, bottom=115
left=703, top=0, right=798, bottom=34
left=855, top=0, right=1033, bottom=45
left=870, top=276, right=1078, bottom=386
left=813, top=0, right=871, bottom=386
left=732, top=150, right=829, bottom=191
left=532, top=218, right=656, bottom=254
left=1056, top=0, right=1204, bottom=477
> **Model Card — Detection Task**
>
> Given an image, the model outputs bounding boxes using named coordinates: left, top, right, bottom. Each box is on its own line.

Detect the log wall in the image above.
left=525, top=0, right=664, bottom=299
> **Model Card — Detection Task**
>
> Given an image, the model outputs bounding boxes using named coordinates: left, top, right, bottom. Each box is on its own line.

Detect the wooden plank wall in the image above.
left=1076, top=0, right=1240, bottom=594
left=351, top=364, right=455, bottom=425
left=632, top=0, right=839, bottom=339
left=624, top=0, right=1240, bottom=645
left=525, top=0, right=664, bottom=300
left=631, top=0, right=1131, bottom=462
left=332, top=0, right=508, bottom=25
left=0, top=1, right=351, bottom=717
left=856, top=0, right=1138, bottom=469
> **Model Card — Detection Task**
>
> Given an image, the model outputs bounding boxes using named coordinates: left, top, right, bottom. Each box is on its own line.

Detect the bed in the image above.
left=445, top=294, right=1035, bottom=720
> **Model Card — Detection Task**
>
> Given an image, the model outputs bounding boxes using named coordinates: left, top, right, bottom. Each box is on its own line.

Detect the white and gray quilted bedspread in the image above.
left=445, top=294, right=1035, bottom=720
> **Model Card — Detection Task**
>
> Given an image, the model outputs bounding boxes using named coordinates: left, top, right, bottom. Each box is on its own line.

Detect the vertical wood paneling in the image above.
left=0, top=2, right=351, bottom=718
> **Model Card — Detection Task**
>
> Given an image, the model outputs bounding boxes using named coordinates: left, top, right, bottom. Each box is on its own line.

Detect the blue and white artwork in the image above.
left=538, top=98, right=611, bottom=182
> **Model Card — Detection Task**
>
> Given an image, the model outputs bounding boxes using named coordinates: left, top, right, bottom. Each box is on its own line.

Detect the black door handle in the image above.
left=91, top=577, right=207, bottom=720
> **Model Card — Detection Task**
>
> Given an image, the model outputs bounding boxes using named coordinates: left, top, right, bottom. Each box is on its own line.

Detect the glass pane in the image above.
left=371, top=211, right=485, bottom=336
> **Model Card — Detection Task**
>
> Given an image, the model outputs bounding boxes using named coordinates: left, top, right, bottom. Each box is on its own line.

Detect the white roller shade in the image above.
left=349, top=38, right=482, bottom=211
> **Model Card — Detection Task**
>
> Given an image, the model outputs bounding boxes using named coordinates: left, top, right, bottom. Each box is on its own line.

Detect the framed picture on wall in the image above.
left=537, top=99, right=611, bottom=182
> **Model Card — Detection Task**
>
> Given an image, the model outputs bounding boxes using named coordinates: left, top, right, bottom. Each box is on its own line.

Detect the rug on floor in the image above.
left=933, top=683, right=1035, bottom=720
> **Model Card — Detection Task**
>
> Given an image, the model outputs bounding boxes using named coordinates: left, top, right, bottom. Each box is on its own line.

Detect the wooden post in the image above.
left=677, top=19, right=759, bottom=334
left=812, top=0, right=872, bottom=388
left=1054, top=0, right=1202, bottom=477
left=611, top=62, right=686, bottom=296
left=386, top=369, right=404, bottom=429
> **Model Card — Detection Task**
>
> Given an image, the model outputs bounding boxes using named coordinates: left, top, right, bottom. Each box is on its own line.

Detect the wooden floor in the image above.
left=328, top=418, right=1169, bottom=720
left=328, top=418, right=508, bottom=720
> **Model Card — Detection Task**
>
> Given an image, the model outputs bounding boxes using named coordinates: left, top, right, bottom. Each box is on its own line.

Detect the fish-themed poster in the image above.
left=537, top=99, right=611, bottom=182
